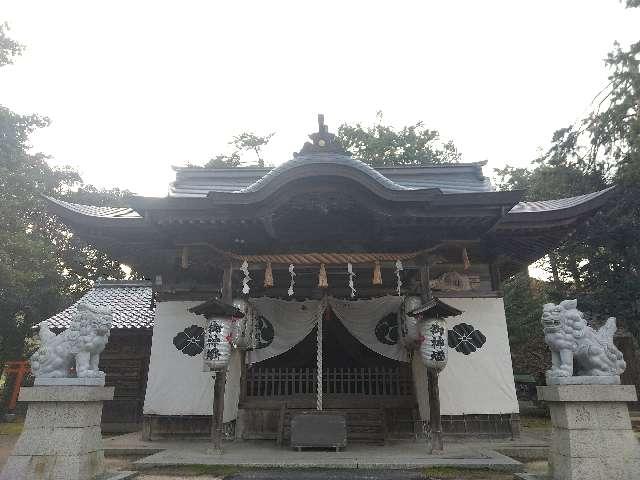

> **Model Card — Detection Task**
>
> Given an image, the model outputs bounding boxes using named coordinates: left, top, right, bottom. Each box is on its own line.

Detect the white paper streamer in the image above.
left=395, top=260, right=403, bottom=295
left=347, top=262, right=356, bottom=298
left=288, top=264, right=296, bottom=296
left=231, top=298, right=255, bottom=350
left=241, top=260, right=251, bottom=295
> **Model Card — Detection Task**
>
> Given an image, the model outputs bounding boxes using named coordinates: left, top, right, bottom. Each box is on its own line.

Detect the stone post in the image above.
left=538, top=384, right=640, bottom=480
left=0, top=381, right=114, bottom=480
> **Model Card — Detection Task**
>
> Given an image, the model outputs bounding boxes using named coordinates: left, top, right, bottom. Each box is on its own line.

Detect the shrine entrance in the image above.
left=237, top=308, right=418, bottom=444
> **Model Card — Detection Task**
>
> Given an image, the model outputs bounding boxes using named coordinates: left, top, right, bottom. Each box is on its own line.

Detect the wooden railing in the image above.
left=246, top=367, right=413, bottom=397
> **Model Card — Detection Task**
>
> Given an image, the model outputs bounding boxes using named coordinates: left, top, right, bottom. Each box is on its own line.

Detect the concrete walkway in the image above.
left=102, top=433, right=536, bottom=472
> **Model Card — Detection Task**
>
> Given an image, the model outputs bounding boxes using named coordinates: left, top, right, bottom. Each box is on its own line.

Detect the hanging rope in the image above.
left=316, top=297, right=326, bottom=411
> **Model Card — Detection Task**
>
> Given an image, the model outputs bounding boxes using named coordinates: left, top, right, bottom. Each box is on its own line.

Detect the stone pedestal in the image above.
left=538, top=384, right=640, bottom=480
left=0, top=384, right=114, bottom=480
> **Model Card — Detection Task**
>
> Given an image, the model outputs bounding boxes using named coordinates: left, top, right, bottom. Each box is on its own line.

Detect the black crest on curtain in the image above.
left=448, top=322, right=486, bottom=355
left=173, top=325, right=205, bottom=356
left=253, top=315, right=275, bottom=349
left=374, top=313, right=399, bottom=345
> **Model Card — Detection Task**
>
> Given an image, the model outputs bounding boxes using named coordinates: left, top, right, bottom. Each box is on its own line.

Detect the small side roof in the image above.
left=42, top=280, right=155, bottom=330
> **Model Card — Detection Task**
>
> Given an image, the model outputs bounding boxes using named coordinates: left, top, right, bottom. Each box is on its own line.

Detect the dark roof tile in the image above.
left=42, top=281, right=154, bottom=330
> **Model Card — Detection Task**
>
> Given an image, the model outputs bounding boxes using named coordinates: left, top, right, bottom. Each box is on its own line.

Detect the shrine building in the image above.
left=42, top=116, right=615, bottom=445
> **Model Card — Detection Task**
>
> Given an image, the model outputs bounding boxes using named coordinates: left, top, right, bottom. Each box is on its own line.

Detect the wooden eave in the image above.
left=408, top=297, right=463, bottom=318
left=189, top=298, right=244, bottom=318
left=483, top=187, right=616, bottom=264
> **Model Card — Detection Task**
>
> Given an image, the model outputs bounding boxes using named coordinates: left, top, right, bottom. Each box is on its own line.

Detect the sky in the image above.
left=1, top=1, right=639, bottom=198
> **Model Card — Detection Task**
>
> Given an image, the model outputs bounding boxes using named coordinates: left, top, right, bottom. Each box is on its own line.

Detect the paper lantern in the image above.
left=203, top=317, right=232, bottom=370
left=419, top=318, right=448, bottom=371
left=400, top=296, right=422, bottom=349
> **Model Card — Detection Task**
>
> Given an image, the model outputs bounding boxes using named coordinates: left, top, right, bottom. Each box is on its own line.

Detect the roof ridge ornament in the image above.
left=294, top=114, right=350, bottom=157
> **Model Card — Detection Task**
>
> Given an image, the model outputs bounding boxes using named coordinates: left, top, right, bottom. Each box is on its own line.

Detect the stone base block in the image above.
left=538, top=384, right=640, bottom=480
left=1, top=451, right=105, bottom=480
left=0, top=385, right=114, bottom=480
left=546, top=374, right=621, bottom=385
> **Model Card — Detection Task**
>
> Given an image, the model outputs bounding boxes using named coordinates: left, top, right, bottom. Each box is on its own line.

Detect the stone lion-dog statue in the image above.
left=542, top=299, right=626, bottom=381
left=30, top=301, right=113, bottom=378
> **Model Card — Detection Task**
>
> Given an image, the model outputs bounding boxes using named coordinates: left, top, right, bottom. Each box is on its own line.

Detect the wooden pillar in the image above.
left=211, top=264, right=232, bottom=449
left=489, top=260, right=502, bottom=292
left=427, top=370, right=443, bottom=451
left=239, top=350, right=247, bottom=403
left=419, top=260, right=443, bottom=451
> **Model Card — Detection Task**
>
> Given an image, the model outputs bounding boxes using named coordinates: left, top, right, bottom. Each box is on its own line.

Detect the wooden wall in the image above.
left=99, top=330, right=152, bottom=432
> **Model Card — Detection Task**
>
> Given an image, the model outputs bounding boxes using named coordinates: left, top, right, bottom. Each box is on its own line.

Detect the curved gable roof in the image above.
left=170, top=160, right=492, bottom=197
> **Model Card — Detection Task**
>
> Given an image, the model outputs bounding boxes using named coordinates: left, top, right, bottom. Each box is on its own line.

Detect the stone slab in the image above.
left=1, top=384, right=111, bottom=480
left=546, top=374, right=620, bottom=385
left=34, top=376, right=106, bottom=386
left=0, top=451, right=105, bottom=480
left=12, top=425, right=103, bottom=456
left=549, top=402, right=633, bottom=430
left=132, top=442, right=524, bottom=472
left=19, top=385, right=115, bottom=402
left=513, top=474, right=544, bottom=480
left=538, top=384, right=637, bottom=403
left=23, top=402, right=103, bottom=429
left=97, top=471, right=137, bottom=480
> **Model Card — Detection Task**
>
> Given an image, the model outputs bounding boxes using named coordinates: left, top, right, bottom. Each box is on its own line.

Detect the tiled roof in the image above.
left=508, top=187, right=615, bottom=215
left=44, top=196, right=142, bottom=218
left=43, top=280, right=155, bottom=330
left=170, top=160, right=492, bottom=197
left=237, top=154, right=412, bottom=193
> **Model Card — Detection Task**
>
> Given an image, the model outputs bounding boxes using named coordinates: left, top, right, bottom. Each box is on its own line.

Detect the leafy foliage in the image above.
left=496, top=37, right=640, bottom=339
left=337, top=112, right=461, bottom=167
left=205, top=132, right=274, bottom=168
left=503, top=272, right=553, bottom=381
left=0, top=27, right=129, bottom=369
left=0, top=23, right=23, bottom=67
left=203, top=113, right=461, bottom=169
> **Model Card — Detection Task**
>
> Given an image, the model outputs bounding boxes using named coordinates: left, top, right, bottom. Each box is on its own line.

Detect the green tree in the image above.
left=0, top=25, right=128, bottom=373
left=503, top=271, right=552, bottom=382
left=337, top=112, right=461, bottom=167
left=496, top=33, right=640, bottom=337
left=205, top=132, right=274, bottom=168
left=0, top=23, right=22, bottom=67
left=204, top=114, right=461, bottom=168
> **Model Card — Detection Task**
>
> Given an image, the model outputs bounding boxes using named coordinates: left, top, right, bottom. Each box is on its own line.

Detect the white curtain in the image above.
left=246, top=297, right=323, bottom=364
left=438, top=297, right=519, bottom=415
left=142, top=297, right=519, bottom=420
left=143, top=301, right=240, bottom=421
left=328, top=296, right=406, bottom=362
